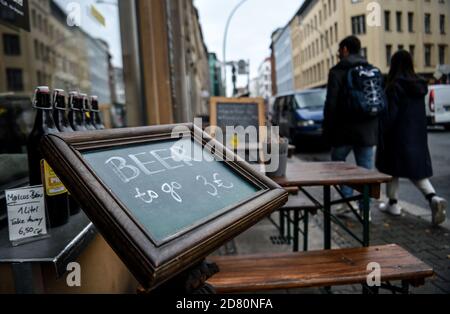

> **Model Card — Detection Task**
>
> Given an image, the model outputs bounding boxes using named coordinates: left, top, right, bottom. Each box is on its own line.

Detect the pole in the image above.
left=222, top=0, right=249, bottom=97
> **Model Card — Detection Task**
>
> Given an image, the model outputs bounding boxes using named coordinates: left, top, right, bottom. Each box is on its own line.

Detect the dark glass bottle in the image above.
left=52, top=89, right=73, bottom=133
left=81, top=93, right=96, bottom=131
left=68, top=92, right=88, bottom=131
left=27, top=86, right=69, bottom=228
left=90, top=96, right=105, bottom=130
left=52, top=89, right=81, bottom=216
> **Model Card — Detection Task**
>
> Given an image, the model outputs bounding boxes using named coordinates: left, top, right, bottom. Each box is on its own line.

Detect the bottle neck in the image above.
left=69, top=109, right=87, bottom=131
left=92, top=112, right=105, bottom=129
left=34, top=108, right=58, bottom=133
left=54, top=109, right=73, bottom=132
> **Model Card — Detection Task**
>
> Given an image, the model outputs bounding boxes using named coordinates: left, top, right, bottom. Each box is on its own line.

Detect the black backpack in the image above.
left=346, top=65, right=387, bottom=118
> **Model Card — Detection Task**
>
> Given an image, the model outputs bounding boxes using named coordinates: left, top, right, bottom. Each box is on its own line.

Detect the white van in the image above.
left=426, top=85, right=450, bottom=130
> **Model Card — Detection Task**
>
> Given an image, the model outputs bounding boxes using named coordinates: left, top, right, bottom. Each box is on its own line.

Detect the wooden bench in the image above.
left=207, top=244, right=434, bottom=294
left=269, top=193, right=319, bottom=252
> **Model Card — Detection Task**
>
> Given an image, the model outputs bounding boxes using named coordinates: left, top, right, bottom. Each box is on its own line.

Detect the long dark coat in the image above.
left=376, top=77, right=433, bottom=180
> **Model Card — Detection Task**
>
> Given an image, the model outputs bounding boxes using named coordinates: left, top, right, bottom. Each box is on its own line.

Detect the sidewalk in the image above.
left=214, top=187, right=450, bottom=294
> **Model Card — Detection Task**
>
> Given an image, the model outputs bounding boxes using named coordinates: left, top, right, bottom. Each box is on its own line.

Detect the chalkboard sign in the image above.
left=83, top=138, right=260, bottom=244
left=40, top=124, right=287, bottom=290
left=210, top=97, right=266, bottom=148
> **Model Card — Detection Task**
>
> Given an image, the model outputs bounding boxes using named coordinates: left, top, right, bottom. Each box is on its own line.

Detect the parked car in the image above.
left=272, top=89, right=326, bottom=144
left=425, top=85, right=450, bottom=130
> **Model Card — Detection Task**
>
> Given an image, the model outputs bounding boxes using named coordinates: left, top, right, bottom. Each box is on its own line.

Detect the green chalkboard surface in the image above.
left=83, top=138, right=261, bottom=245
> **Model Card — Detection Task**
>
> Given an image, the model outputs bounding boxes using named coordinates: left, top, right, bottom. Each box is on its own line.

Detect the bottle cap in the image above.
left=79, top=93, right=90, bottom=112
left=69, top=91, right=83, bottom=111
left=90, top=96, right=100, bottom=112
left=33, top=86, right=52, bottom=110
left=52, top=89, right=67, bottom=110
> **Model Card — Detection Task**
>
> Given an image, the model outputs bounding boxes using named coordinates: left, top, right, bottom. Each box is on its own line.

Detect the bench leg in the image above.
left=303, top=210, right=309, bottom=252
left=279, top=211, right=285, bottom=237
left=293, top=210, right=300, bottom=252
left=324, top=186, right=331, bottom=250
left=287, top=211, right=292, bottom=244
left=362, top=185, right=370, bottom=247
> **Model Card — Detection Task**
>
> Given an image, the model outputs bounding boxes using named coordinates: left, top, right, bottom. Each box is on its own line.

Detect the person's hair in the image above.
left=386, top=50, right=418, bottom=88
left=339, top=36, right=361, bottom=54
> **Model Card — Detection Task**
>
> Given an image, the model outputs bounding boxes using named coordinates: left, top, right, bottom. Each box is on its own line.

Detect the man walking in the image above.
left=324, top=36, right=383, bottom=216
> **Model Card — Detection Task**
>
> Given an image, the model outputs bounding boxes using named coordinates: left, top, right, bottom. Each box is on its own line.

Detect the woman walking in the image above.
left=376, top=50, right=447, bottom=226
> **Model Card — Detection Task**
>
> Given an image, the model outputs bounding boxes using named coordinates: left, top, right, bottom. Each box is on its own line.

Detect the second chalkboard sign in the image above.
left=210, top=97, right=266, bottom=148
left=40, top=124, right=287, bottom=290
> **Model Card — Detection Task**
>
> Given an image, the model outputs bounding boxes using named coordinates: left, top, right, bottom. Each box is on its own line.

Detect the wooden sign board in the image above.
left=40, top=124, right=287, bottom=290
left=210, top=97, right=266, bottom=149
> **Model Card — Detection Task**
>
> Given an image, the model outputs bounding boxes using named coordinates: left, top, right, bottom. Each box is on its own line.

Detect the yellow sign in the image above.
left=90, top=5, right=106, bottom=27
left=41, top=160, right=67, bottom=196
left=230, top=133, right=239, bottom=150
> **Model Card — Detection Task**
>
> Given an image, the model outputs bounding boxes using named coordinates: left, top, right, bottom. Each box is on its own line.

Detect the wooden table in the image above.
left=270, top=161, right=392, bottom=249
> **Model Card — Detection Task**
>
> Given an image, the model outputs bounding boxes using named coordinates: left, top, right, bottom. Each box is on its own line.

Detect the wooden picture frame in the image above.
left=40, top=123, right=287, bottom=290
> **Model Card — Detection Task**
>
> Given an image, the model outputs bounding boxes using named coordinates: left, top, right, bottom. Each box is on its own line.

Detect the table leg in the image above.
left=287, top=211, right=292, bottom=244
left=324, top=186, right=331, bottom=250
left=303, top=210, right=309, bottom=252
left=363, top=185, right=370, bottom=247
left=279, top=211, right=285, bottom=237
left=293, top=210, right=299, bottom=252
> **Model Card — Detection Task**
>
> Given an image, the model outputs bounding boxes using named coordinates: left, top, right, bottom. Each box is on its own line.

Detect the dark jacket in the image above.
left=323, top=54, right=379, bottom=147
left=376, top=76, right=433, bottom=180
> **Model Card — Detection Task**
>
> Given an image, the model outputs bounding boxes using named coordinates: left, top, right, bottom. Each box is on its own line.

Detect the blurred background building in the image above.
left=270, top=0, right=450, bottom=92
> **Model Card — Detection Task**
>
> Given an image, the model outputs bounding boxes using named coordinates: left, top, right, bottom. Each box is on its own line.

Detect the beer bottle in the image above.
left=52, top=89, right=81, bottom=216
left=90, top=96, right=105, bottom=130
left=80, top=93, right=96, bottom=131
left=52, top=89, right=73, bottom=133
left=68, top=92, right=88, bottom=131
left=27, top=86, right=69, bottom=228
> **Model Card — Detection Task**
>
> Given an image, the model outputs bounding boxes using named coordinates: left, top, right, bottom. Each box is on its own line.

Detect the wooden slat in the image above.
left=207, top=245, right=433, bottom=294
left=280, top=194, right=318, bottom=211
left=273, top=162, right=392, bottom=188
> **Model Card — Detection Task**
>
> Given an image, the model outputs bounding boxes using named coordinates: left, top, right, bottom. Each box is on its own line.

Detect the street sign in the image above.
left=238, top=60, right=249, bottom=75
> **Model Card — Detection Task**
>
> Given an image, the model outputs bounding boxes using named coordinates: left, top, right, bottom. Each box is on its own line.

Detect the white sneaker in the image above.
left=430, top=196, right=447, bottom=226
left=379, top=202, right=402, bottom=216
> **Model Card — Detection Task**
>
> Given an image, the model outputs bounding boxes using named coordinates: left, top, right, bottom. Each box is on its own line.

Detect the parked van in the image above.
left=426, top=85, right=450, bottom=130
left=272, top=89, right=326, bottom=144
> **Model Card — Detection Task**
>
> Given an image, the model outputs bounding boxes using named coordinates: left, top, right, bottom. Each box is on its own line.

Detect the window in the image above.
left=3, top=34, right=21, bottom=55
left=385, top=11, right=391, bottom=31
left=440, top=15, right=446, bottom=34
left=424, top=44, right=432, bottom=67
left=335, top=23, right=338, bottom=43
left=425, top=14, right=431, bottom=34
left=409, top=45, right=415, bottom=61
left=396, top=12, right=403, bottom=32
left=439, top=45, right=447, bottom=65
left=408, top=12, right=414, bottom=32
left=351, top=15, right=366, bottom=35
left=386, top=45, right=392, bottom=66
left=6, top=68, right=24, bottom=91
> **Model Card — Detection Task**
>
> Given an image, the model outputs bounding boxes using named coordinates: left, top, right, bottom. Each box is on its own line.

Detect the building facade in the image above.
left=0, top=0, right=91, bottom=96
left=254, top=57, right=272, bottom=100
left=290, top=0, right=450, bottom=90
left=272, top=26, right=294, bottom=94
left=166, top=0, right=211, bottom=123
left=208, top=52, right=224, bottom=97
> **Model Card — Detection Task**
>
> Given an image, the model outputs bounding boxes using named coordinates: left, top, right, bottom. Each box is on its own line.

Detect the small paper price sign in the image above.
left=6, top=186, right=48, bottom=245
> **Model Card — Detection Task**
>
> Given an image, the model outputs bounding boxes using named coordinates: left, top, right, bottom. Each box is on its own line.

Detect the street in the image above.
left=296, top=129, right=450, bottom=230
